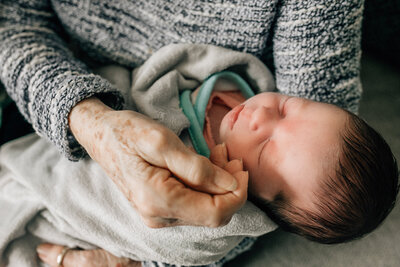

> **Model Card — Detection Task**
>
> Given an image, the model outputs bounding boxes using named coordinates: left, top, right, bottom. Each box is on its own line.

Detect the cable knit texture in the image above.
left=0, top=0, right=364, bottom=160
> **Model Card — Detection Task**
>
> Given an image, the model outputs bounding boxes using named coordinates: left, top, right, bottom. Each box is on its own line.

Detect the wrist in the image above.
left=68, top=97, right=113, bottom=150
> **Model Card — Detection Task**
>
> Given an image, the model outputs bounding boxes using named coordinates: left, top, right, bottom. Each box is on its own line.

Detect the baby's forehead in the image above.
left=264, top=138, right=341, bottom=203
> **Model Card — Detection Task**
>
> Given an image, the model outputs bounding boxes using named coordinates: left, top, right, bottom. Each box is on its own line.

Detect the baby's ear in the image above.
left=210, top=143, right=228, bottom=168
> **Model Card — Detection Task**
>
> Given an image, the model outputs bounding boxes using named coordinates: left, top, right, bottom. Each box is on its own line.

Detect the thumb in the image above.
left=165, top=146, right=238, bottom=194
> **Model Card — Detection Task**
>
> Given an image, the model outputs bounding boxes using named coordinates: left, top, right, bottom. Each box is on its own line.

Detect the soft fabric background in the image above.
left=362, top=0, right=400, bottom=70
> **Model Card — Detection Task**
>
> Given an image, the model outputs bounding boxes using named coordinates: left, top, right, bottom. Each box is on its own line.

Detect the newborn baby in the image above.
left=191, top=73, right=398, bottom=244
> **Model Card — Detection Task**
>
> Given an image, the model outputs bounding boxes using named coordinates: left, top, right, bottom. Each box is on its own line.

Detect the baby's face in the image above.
left=219, top=92, right=348, bottom=209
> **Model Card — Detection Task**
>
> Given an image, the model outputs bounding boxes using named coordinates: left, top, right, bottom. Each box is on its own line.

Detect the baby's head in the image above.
left=219, top=92, right=399, bottom=244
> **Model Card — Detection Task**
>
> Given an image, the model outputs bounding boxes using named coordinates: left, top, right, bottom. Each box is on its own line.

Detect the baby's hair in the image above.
left=250, top=112, right=399, bottom=244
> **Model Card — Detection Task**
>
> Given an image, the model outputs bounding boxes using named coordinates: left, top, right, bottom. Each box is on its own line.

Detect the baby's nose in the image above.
left=249, top=106, right=277, bottom=131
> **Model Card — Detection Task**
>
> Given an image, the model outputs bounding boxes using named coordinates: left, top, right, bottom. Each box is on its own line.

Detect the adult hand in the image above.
left=36, top=244, right=140, bottom=267
left=68, top=97, right=248, bottom=227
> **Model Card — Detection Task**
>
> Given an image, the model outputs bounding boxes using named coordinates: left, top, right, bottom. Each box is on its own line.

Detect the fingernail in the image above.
left=36, top=243, right=51, bottom=258
left=244, top=171, right=249, bottom=181
left=216, top=175, right=237, bottom=191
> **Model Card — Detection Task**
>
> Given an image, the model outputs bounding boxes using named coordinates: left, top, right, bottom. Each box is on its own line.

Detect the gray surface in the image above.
left=226, top=55, right=400, bottom=267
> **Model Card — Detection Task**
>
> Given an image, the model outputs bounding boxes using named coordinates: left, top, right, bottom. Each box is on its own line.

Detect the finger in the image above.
left=37, top=243, right=98, bottom=267
left=224, top=158, right=244, bottom=174
left=132, top=123, right=237, bottom=194
left=37, top=243, right=65, bottom=267
left=37, top=243, right=136, bottom=267
left=165, top=147, right=238, bottom=194
left=209, top=143, right=229, bottom=168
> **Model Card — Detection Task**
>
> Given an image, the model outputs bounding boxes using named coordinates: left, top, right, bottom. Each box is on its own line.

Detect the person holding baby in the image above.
left=1, top=1, right=398, bottom=267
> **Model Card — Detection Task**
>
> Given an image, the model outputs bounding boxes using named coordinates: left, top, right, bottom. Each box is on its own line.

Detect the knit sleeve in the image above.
left=0, top=0, right=124, bottom=161
left=272, top=0, right=364, bottom=113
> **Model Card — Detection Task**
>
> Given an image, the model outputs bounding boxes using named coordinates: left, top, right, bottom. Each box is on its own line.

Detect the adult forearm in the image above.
left=0, top=0, right=123, bottom=160
left=273, top=0, right=364, bottom=113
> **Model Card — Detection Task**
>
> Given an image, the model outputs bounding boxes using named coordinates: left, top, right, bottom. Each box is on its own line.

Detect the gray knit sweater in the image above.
left=0, top=0, right=364, bottom=160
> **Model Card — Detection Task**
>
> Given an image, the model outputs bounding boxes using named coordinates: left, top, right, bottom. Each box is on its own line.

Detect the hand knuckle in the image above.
left=80, top=253, right=95, bottom=266
left=148, top=129, right=168, bottom=149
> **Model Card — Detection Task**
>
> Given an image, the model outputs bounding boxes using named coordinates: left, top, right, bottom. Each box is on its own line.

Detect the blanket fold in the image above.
left=129, top=44, right=275, bottom=135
